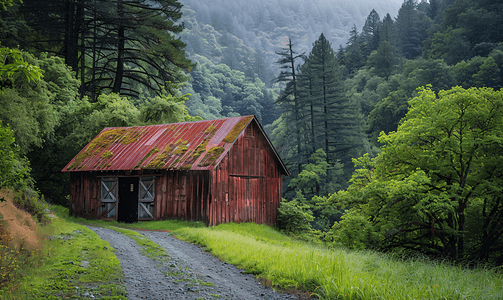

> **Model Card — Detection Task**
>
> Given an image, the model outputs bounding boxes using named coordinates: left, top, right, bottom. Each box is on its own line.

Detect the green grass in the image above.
left=0, top=206, right=126, bottom=299
left=111, top=227, right=170, bottom=261
left=172, top=222, right=503, bottom=300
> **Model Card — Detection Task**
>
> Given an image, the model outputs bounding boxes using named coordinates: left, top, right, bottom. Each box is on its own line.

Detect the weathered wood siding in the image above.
left=155, top=170, right=210, bottom=223
left=69, top=172, right=101, bottom=219
left=208, top=121, right=282, bottom=226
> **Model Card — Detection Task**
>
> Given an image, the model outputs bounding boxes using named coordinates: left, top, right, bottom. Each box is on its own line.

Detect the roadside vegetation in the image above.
left=172, top=223, right=503, bottom=299
left=0, top=193, right=126, bottom=299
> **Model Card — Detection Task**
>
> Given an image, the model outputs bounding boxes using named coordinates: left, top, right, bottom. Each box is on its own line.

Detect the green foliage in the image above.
left=0, top=47, right=43, bottom=83
left=283, top=149, right=345, bottom=232
left=367, top=58, right=456, bottom=141
left=0, top=51, right=59, bottom=154
left=0, top=0, right=15, bottom=11
left=426, top=0, right=503, bottom=65
left=367, top=41, right=395, bottom=79
left=277, top=195, right=314, bottom=235
left=11, top=190, right=47, bottom=218
left=394, top=0, right=432, bottom=59
left=184, top=54, right=278, bottom=125
left=287, top=149, right=329, bottom=197
left=328, top=209, right=377, bottom=250
left=335, top=86, right=503, bottom=264
left=12, top=0, right=193, bottom=99
left=0, top=122, right=30, bottom=189
left=276, top=34, right=366, bottom=201
left=180, top=0, right=401, bottom=81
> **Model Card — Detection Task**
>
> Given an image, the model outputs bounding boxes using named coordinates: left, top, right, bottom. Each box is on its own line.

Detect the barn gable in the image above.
left=63, top=116, right=288, bottom=226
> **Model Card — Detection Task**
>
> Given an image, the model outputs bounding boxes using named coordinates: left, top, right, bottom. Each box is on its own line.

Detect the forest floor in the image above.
left=87, top=226, right=312, bottom=300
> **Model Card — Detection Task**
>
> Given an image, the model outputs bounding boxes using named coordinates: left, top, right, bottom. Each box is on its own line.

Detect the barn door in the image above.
left=138, top=176, right=155, bottom=220
left=101, top=177, right=118, bottom=219
left=118, top=177, right=139, bottom=223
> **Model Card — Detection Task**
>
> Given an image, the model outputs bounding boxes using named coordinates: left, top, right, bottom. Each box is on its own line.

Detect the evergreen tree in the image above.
left=380, top=13, right=395, bottom=45
left=395, top=0, right=430, bottom=59
left=428, top=0, right=441, bottom=23
left=367, top=41, right=395, bottom=79
left=345, top=25, right=364, bottom=75
left=298, top=34, right=363, bottom=189
left=4, top=0, right=193, bottom=100
left=275, top=38, right=307, bottom=173
left=361, top=9, right=381, bottom=58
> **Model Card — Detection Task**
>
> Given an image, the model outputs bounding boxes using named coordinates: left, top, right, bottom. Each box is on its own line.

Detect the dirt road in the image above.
left=87, top=226, right=309, bottom=300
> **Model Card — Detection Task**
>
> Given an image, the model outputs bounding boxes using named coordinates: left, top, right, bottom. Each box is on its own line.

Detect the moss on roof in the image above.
left=136, top=146, right=160, bottom=169
left=67, top=128, right=143, bottom=170
left=222, top=115, right=253, bottom=143
left=198, top=146, right=225, bottom=167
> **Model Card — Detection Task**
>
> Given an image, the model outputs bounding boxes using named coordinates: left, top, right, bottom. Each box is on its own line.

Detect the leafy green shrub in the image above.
left=326, top=209, right=379, bottom=250
left=277, top=192, right=314, bottom=235
left=12, top=189, right=47, bottom=220
left=0, top=122, right=30, bottom=190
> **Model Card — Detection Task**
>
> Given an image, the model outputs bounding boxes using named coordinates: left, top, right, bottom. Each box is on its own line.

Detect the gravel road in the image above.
left=87, top=226, right=310, bottom=300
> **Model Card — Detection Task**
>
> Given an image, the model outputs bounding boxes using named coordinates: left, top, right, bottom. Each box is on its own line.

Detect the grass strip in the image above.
left=172, top=222, right=503, bottom=300
left=110, top=227, right=170, bottom=261
left=0, top=209, right=126, bottom=300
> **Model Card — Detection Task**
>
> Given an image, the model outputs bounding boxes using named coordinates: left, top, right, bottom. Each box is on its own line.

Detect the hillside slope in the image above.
left=180, top=0, right=401, bottom=79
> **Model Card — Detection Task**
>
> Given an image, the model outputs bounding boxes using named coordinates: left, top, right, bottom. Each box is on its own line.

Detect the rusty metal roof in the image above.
left=62, top=115, right=288, bottom=174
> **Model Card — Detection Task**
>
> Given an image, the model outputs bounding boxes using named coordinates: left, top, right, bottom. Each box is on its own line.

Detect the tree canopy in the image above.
left=330, top=86, right=503, bottom=264
left=2, top=0, right=193, bottom=99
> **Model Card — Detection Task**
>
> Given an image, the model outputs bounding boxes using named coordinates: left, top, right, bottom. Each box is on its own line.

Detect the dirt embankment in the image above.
left=88, top=226, right=311, bottom=300
left=0, top=189, right=41, bottom=250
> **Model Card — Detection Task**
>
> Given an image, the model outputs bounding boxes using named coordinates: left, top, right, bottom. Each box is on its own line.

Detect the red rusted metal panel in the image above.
left=62, top=116, right=289, bottom=176
left=64, top=116, right=259, bottom=172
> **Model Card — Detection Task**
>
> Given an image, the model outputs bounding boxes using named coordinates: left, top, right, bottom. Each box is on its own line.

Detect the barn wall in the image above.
left=69, top=172, right=101, bottom=219
left=155, top=170, right=210, bottom=223
left=209, top=121, right=282, bottom=226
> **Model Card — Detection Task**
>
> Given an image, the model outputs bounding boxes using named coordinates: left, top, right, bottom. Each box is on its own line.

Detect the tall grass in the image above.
left=173, top=223, right=503, bottom=300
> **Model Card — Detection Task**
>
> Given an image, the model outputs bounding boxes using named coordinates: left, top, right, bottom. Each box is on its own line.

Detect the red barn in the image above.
left=62, top=116, right=289, bottom=226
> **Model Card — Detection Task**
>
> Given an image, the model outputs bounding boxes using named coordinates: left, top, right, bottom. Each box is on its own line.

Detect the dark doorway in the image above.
left=118, top=177, right=139, bottom=223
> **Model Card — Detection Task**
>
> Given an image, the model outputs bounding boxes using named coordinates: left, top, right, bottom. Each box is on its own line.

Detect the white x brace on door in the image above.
left=138, top=176, right=155, bottom=219
left=101, top=177, right=118, bottom=219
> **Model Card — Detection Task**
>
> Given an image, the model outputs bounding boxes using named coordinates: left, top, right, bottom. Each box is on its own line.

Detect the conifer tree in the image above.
left=275, top=38, right=307, bottom=173
left=344, top=25, right=364, bottom=75
left=8, top=0, right=193, bottom=99
left=395, top=0, right=430, bottom=59
left=361, top=9, right=381, bottom=58
left=380, top=13, right=395, bottom=45
left=367, top=41, right=395, bottom=79
left=298, top=34, right=363, bottom=188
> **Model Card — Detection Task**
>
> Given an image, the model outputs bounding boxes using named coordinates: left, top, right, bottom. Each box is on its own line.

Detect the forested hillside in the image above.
left=180, top=0, right=400, bottom=80
left=177, top=0, right=401, bottom=124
